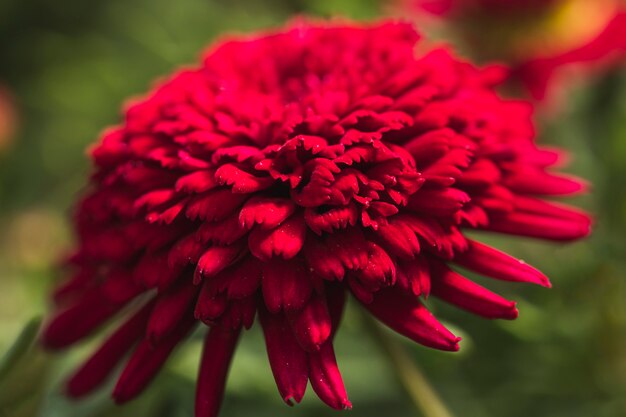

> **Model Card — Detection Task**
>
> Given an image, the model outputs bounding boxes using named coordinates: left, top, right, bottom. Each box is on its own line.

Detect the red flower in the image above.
left=403, top=0, right=626, bottom=102
left=42, top=20, right=590, bottom=416
left=0, top=85, right=17, bottom=152
left=416, top=0, right=559, bottom=16
left=515, top=10, right=626, bottom=100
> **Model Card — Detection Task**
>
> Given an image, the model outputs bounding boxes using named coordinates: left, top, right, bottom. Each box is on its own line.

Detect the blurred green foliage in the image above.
left=0, top=1, right=625, bottom=417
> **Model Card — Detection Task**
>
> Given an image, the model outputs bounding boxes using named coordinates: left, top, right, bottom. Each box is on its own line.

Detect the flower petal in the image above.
left=249, top=214, right=307, bottom=260
left=262, top=258, right=312, bottom=313
left=454, top=240, right=550, bottom=287
left=430, top=262, right=519, bottom=320
left=67, top=301, right=155, bottom=397
left=259, top=308, right=309, bottom=406
left=113, top=318, right=196, bottom=403
left=308, top=342, right=352, bottom=410
left=363, top=286, right=460, bottom=351
left=195, top=325, right=241, bottom=417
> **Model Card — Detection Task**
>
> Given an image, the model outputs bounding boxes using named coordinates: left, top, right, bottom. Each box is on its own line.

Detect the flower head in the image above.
left=42, top=20, right=590, bottom=416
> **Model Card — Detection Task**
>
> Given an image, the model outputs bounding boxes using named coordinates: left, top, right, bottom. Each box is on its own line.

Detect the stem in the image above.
left=362, top=313, right=455, bottom=417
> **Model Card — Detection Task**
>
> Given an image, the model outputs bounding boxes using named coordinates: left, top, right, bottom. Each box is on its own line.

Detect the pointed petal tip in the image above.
left=452, top=336, right=462, bottom=352
left=283, top=394, right=304, bottom=407
left=65, top=380, right=87, bottom=399
left=111, top=388, right=130, bottom=405
left=342, top=400, right=353, bottom=410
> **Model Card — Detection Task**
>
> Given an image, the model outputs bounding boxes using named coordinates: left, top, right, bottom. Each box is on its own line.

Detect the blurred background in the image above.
left=0, top=0, right=625, bottom=416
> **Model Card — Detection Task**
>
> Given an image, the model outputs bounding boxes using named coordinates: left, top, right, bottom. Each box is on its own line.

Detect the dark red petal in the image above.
left=195, top=325, right=241, bottom=417
left=67, top=301, right=155, bottom=397
left=504, top=170, right=586, bottom=195
left=259, top=308, right=308, bottom=406
left=513, top=195, right=590, bottom=222
left=249, top=214, right=307, bottom=260
left=186, top=189, right=247, bottom=222
left=43, top=292, right=123, bottom=349
left=239, top=197, right=296, bottom=230
left=219, top=296, right=257, bottom=330
left=430, top=262, right=518, bottom=320
left=375, top=217, right=421, bottom=259
left=352, top=242, right=396, bottom=288
left=287, top=294, right=332, bottom=352
left=363, top=286, right=460, bottom=351
left=197, top=212, right=248, bottom=246
left=304, top=204, right=359, bottom=235
left=397, top=257, right=431, bottom=297
left=454, top=240, right=550, bottom=287
left=223, top=257, right=262, bottom=300
left=262, top=258, right=312, bottom=313
left=134, top=250, right=181, bottom=289
left=303, top=230, right=369, bottom=280
left=168, top=233, right=207, bottom=268
left=484, top=211, right=591, bottom=241
left=326, top=284, right=347, bottom=338
left=113, top=318, right=196, bottom=403
left=175, top=169, right=219, bottom=193
left=195, top=284, right=228, bottom=322
left=215, top=163, right=274, bottom=193
left=146, top=283, right=199, bottom=343
left=308, top=342, right=351, bottom=410
left=407, top=187, right=470, bottom=217
left=194, top=244, right=243, bottom=284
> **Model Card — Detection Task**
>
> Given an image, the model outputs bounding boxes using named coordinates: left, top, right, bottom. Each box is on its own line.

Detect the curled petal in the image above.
left=215, top=163, right=274, bottom=193
left=194, top=244, right=244, bottom=284
left=186, top=189, right=248, bottom=222
left=375, top=217, right=421, bottom=259
left=352, top=242, right=396, bottom=289
left=175, top=169, right=219, bottom=193
left=239, top=197, right=296, bottom=230
left=304, top=204, right=359, bottom=235
left=249, top=214, right=307, bottom=260
left=197, top=213, right=248, bottom=245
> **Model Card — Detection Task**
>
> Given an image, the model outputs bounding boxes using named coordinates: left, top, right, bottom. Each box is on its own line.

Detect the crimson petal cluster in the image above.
left=42, top=20, right=590, bottom=416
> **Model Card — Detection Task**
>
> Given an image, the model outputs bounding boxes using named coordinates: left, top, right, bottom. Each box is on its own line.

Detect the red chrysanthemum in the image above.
left=42, top=20, right=591, bottom=416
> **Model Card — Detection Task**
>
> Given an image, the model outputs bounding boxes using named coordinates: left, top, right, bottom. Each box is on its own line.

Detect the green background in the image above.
left=0, top=1, right=624, bottom=416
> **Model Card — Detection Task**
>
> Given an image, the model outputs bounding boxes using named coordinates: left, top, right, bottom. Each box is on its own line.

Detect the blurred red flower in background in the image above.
left=405, top=0, right=626, bottom=102
left=0, top=85, right=17, bottom=152
left=42, top=20, right=590, bottom=417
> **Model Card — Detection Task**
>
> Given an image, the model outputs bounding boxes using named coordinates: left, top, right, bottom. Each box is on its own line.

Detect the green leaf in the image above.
left=0, top=316, right=42, bottom=382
